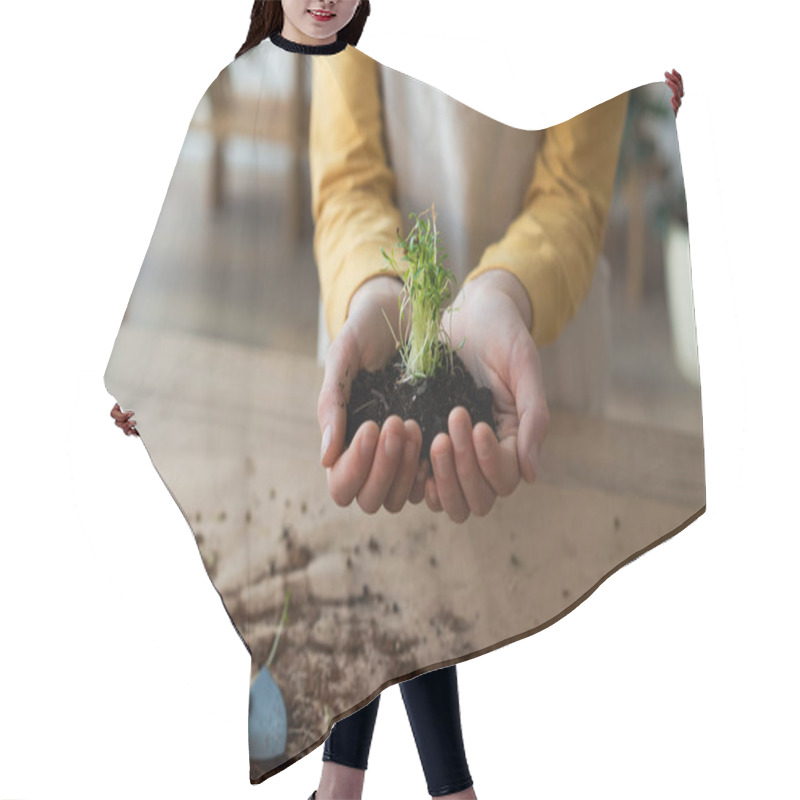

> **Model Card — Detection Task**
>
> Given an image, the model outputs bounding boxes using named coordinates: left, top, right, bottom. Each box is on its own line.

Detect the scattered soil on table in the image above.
left=247, top=591, right=426, bottom=782
left=345, top=346, right=496, bottom=465
left=240, top=511, right=477, bottom=783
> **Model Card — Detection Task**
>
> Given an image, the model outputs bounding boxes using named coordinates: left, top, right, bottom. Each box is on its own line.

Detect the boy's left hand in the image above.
left=424, top=270, right=549, bottom=523
left=111, top=403, right=139, bottom=436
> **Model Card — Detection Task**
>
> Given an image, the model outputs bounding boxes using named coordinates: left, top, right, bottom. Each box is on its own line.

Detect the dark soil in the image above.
left=345, top=344, right=497, bottom=466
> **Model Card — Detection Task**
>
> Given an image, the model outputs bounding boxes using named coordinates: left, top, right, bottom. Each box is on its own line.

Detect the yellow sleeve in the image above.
left=463, top=91, right=629, bottom=345
left=309, top=47, right=404, bottom=341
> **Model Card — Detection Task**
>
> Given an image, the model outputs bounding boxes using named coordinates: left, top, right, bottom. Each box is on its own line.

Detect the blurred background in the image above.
left=120, top=51, right=701, bottom=437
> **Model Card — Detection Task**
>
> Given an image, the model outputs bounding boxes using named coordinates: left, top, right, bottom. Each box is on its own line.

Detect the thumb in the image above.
left=510, top=334, right=549, bottom=484
left=317, top=334, right=356, bottom=468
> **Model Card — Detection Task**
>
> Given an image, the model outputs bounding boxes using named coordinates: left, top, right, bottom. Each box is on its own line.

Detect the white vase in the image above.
left=663, top=221, right=700, bottom=388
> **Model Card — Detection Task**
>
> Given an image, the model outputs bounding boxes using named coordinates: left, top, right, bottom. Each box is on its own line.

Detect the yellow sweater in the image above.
left=310, top=46, right=628, bottom=346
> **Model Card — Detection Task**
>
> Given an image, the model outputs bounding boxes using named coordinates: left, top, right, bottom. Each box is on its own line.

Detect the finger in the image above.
left=448, top=407, right=496, bottom=517
left=425, top=474, right=443, bottom=512
left=356, top=415, right=407, bottom=514
left=517, top=397, right=549, bottom=484
left=113, top=413, right=136, bottom=428
left=670, top=88, right=682, bottom=114
left=318, top=335, right=357, bottom=469
left=666, top=70, right=684, bottom=96
left=473, top=421, right=520, bottom=497
left=667, top=81, right=682, bottom=101
left=429, top=433, right=470, bottom=524
left=409, top=459, right=429, bottom=505
left=384, top=420, right=423, bottom=513
left=327, top=421, right=379, bottom=507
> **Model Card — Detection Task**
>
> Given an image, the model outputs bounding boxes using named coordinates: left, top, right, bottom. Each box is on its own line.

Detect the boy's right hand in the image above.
left=317, top=276, right=428, bottom=514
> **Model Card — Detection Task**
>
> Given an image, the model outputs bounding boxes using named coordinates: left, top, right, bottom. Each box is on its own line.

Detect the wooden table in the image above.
left=106, top=325, right=705, bottom=763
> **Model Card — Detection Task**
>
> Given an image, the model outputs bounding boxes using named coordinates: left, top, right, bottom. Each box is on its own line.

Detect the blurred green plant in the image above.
left=616, top=84, right=688, bottom=230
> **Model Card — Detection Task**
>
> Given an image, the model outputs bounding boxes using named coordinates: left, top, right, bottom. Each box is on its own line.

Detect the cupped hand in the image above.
left=318, top=276, right=429, bottom=513
left=424, top=270, right=549, bottom=523
left=110, top=403, right=139, bottom=436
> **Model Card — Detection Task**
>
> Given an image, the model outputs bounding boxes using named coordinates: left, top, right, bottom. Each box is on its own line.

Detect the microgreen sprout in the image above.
left=380, top=203, right=463, bottom=384
left=266, top=588, right=290, bottom=669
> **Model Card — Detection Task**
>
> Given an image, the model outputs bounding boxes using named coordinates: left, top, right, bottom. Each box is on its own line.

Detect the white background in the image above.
left=2, top=1, right=798, bottom=798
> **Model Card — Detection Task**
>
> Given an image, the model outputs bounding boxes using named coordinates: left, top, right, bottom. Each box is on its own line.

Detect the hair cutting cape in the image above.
left=105, top=33, right=704, bottom=783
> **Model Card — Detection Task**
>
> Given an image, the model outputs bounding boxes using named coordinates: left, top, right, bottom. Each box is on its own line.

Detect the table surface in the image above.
left=107, top=325, right=706, bottom=763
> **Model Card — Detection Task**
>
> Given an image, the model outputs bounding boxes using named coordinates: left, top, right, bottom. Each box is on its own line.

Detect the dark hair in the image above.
left=235, top=1, right=371, bottom=59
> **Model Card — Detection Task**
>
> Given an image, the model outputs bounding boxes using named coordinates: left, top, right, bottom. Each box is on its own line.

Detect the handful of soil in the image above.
left=344, top=204, right=497, bottom=467
left=345, top=342, right=496, bottom=466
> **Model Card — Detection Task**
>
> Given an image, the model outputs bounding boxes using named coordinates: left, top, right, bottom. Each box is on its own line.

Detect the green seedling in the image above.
left=265, top=588, right=290, bottom=669
left=380, top=203, right=464, bottom=384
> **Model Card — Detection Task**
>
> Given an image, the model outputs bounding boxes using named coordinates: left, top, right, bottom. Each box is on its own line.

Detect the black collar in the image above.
left=269, top=32, right=347, bottom=55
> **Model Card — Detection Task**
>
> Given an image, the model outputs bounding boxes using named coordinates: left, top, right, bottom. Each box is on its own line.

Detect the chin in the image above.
left=299, top=24, right=333, bottom=40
